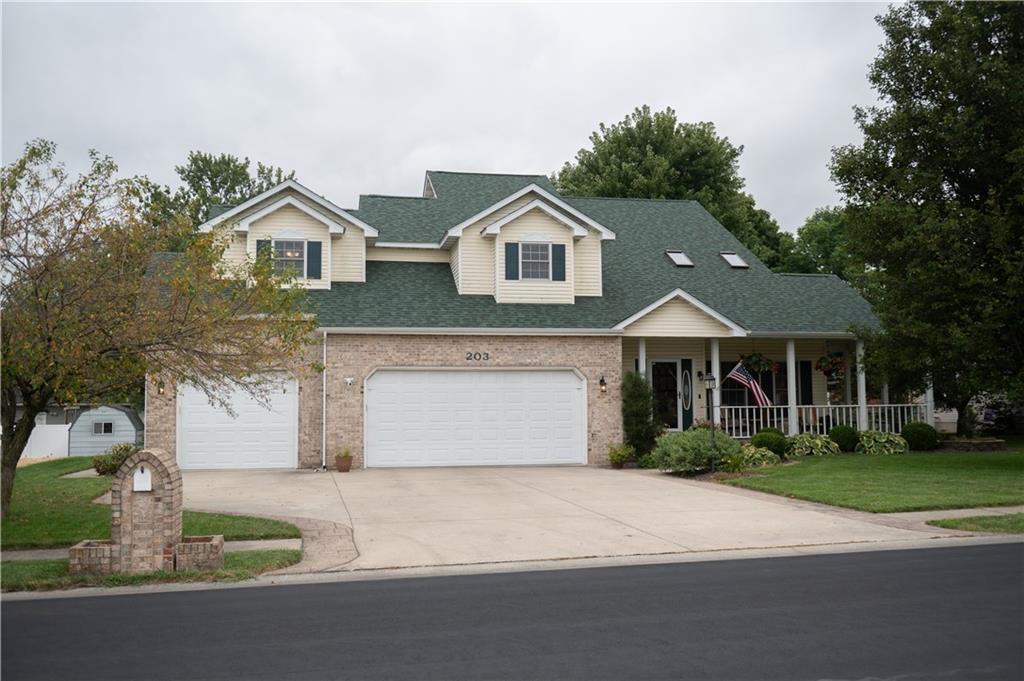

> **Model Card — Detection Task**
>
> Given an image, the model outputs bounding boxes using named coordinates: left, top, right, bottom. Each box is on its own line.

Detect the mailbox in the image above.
left=132, top=464, right=152, bottom=492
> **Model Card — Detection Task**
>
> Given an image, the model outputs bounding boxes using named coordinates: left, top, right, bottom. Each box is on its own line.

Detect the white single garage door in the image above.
left=365, top=369, right=586, bottom=467
left=177, top=378, right=297, bottom=469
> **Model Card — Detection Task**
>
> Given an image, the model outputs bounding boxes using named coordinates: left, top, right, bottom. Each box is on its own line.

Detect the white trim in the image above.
left=239, top=195, right=346, bottom=234
left=481, top=199, right=588, bottom=238
left=423, top=173, right=438, bottom=198
left=197, top=179, right=380, bottom=237
left=373, top=241, right=444, bottom=250
left=649, top=358, right=684, bottom=431
left=519, top=241, right=552, bottom=281
left=316, top=326, right=622, bottom=336
left=271, top=237, right=308, bottom=280
left=443, top=184, right=615, bottom=243
left=614, top=288, right=748, bottom=337
left=749, top=331, right=857, bottom=339
left=720, top=251, right=749, bottom=268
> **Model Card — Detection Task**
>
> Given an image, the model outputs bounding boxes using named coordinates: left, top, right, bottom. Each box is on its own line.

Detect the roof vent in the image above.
left=666, top=250, right=694, bottom=267
left=720, top=251, right=748, bottom=268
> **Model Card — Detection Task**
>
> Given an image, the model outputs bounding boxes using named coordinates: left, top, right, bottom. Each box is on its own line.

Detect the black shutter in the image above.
left=256, top=240, right=271, bottom=258
left=505, top=242, right=519, bottom=280
left=799, top=361, right=813, bottom=405
left=306, top=241, right=322, bottom=280
left=552, top=244, right=566, bottom=281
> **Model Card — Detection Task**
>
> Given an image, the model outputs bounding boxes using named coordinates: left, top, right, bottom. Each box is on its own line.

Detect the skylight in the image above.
left=720, top=251, right=749, bottom=268
left=666, top=250, right=694, bottom=267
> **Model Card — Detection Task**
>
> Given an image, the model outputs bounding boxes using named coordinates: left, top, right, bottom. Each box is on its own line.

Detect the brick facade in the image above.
left=147, top=333, right=623, bottom=469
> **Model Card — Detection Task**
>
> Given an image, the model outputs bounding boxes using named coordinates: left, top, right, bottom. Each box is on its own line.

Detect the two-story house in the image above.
left=146, top=171, right=920, bottom=470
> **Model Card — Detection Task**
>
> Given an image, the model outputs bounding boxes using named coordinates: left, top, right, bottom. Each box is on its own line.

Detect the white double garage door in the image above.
left=177, top=369, right=587, bottom=469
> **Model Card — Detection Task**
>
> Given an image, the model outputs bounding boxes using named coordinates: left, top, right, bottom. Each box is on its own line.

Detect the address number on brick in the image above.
left=465, top=352, right=490, bottom=361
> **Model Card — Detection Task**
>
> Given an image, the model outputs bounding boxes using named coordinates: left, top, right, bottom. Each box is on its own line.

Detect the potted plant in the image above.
left=608, top=443, right=635, bottom=470
left=335, top=448, right=353, bottom=473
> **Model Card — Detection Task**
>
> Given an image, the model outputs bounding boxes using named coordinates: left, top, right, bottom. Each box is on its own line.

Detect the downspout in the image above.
left=321, top=330, right=327, bottom=470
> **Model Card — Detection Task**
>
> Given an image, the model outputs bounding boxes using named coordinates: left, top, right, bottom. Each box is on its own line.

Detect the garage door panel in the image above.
left=178, top=379, right=297, bottom=469
left=365, top=369, right=586, bottom=467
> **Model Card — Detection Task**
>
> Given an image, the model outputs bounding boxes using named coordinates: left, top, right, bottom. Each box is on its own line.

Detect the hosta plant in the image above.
left=787, top=433, right=841, bottom=457
left=855, top=431, right=909, bottom=456
left=741, top=444, right=782, bottom=468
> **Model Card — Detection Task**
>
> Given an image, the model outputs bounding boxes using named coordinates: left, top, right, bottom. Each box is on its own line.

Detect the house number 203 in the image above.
left=465, top=351, right=490, bottom=361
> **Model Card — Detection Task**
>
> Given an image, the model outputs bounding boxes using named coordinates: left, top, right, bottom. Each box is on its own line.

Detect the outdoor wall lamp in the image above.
left=701, top=372, right=717, bottom=391
left=156, top=380, right=165, bottom=395
left=599, top=376, right=607, bottom=393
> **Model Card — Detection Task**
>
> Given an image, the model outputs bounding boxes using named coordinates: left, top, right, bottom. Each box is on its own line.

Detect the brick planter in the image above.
left=68, top=539, right=115, bottom=575
left=175, top=535, right=225, bottom=572
left=943, top=437, right=1007, bottom=452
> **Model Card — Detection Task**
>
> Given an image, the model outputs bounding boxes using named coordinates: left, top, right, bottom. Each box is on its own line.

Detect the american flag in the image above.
left=726, top=362, right=773, bottom=407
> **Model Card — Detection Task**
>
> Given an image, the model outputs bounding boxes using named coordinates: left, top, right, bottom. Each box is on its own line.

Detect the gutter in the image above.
left=315, top=327, right=623, bottom=336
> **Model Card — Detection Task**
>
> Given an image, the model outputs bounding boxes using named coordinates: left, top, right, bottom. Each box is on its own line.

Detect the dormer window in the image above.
left=274, top=240, right=306, bottom=278
left=720, top=251, right=749, bottom=268
left=666, top=250, right=694, bottom=267
left=521, top=242, right=552, bottom=280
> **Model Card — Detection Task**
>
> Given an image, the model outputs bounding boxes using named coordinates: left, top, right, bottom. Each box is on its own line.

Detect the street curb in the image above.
left=4, top=534, right=1020, bottom=602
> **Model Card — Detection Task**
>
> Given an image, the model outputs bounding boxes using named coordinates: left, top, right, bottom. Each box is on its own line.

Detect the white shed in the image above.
left=68, top=406, right=143, bottom=456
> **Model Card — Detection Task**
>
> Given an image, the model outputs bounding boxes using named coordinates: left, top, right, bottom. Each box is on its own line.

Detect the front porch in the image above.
left=622, top=335, right=935, bottom=439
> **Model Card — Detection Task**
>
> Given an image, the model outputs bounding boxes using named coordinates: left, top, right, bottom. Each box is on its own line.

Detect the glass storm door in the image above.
left=651, top=360, right=681, bottom=431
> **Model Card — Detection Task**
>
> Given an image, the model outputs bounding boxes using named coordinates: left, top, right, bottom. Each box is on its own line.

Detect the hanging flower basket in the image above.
left=815, top=353, right=847, bottom=381
left=739, top=352, right=777, bottom=374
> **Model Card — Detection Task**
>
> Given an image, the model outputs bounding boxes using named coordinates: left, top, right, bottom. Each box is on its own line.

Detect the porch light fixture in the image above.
left=599, top=376, right=607, bottom=393
left=157, top=380, right=165, bottom=395
left=701, top=373, right=717, bottom=391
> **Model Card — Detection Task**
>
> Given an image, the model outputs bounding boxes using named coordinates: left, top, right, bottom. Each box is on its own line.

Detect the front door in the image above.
left=650, top=359, right=694, bottom=432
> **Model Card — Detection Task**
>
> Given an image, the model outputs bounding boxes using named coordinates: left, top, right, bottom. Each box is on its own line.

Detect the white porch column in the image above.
left=881, top=382, right=890, bottom=404
left=638, top=338, right=647, bottom=378
left=786, top=339, right=798, bottom=435
left=856, top=340, right=868, bottom=431
left=924, top=383, right=935, bottom=426
left=843, top=348, right=853, bottom=405
left=710, top=338, right=721, bottom=426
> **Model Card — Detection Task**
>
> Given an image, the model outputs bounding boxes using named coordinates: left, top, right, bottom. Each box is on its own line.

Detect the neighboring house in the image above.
left=15, top=404, right=143, bottom=458
left=145, top=172, right=929, bottom=470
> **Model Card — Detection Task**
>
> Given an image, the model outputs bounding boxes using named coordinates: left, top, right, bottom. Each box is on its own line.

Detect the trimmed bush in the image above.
left=608, top=443, right=635, bottom=467
left=92, top=442, right=139, bottom=475
left=622, top=371, right=662, bottom=455
left=787, top=433, right=841, bottom=457
left=751, top=431, right=789, bottom=459
left=652, top=429, right=742, bottom=475
left=901, top=422, right=939, bottom=451
left=637, top=452, right=660, bottom=469
left=856, top=430, right=909, bottom=456
left=829, top=425, right=860, bottom=452
left=757, top=427, right=785, bottom=438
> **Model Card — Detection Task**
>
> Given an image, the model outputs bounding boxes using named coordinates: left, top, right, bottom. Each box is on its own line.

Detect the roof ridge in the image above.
left=778, top=272, right=838, bottom=278
left=426, top=170, right=549, bottom=178
left=565, top=195, right=701, bottom=205
left=360, top=194, right=432, bottom=200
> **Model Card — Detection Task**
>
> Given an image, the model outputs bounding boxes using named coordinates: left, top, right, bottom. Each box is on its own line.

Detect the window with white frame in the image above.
left=93, top=421, right=113, bottom=435
left=273, top=240, right=305, bottom=278
left=520, top=242, right=551, bottom=280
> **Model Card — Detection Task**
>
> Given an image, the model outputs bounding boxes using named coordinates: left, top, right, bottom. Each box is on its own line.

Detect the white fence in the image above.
left=719, top=403, right=928, bottom=438
left=22, top=424, right=70, bottom=458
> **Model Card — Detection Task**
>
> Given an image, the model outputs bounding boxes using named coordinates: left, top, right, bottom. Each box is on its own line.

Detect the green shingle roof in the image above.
left=306, top=172, right=877, bottom=335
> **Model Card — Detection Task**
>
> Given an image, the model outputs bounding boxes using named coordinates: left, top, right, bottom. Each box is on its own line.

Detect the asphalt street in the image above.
left=3, top=544, right=1022, bottom=680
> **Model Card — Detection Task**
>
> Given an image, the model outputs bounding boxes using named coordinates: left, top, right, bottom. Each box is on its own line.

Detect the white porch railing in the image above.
left=719, top=404, right=928, bottom=438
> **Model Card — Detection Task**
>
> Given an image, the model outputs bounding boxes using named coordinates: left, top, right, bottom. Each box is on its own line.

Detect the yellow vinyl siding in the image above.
left=247, top=204, right=333, bottom=290
left=573, top=232, right=602, bottom=296
left=365, top=246, right=449, bottom=263
left=622, top=337, right=708, bottom=417
left=622, top=298, right=731, bottom=337
left=712, top=338, right=828, bottom=403
left=215, top=227, right=247, bottom=269
left=457, top=195, right=537, bottom=295
left=331, top=228, right=365, bottom=282
left=450, top=243, right=461, bottom=286
left=495, top=208, right=574, bottom=304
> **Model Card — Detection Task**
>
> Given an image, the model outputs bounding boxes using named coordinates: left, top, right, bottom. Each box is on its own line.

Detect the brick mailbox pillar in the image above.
left=69, top=447, right=223, bottom=575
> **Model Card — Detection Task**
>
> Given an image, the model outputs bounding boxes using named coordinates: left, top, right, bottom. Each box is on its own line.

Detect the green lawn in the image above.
left=928, top=513, right=1024, bottom=534
left=725, top=451, right=1024, bottom=513
left=1, top=549, right=301, bottom=592
left=2, top=457, right=300, bottom=550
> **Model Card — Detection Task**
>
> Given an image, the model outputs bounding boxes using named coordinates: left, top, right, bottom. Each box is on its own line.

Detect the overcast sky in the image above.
left=2, top=2, right=887, bottom=232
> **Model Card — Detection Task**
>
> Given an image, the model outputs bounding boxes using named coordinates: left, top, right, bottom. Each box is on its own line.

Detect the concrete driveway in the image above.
left=182, top=466, right=935, bottom=571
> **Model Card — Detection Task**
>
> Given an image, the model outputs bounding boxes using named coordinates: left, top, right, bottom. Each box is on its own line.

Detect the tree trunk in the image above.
left=955, top=398, right=975, bottom=438
left=1, top=409, right=38, bottom=518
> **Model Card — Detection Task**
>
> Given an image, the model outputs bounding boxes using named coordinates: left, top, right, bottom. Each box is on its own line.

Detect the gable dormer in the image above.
left=198, top=180, right=378, bottom=288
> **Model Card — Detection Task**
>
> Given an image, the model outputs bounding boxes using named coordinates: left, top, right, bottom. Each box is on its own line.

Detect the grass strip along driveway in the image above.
left=1, top=457, right=300, bottom=550
left=928, top=513, right=1024, bottom=534
left=726, top=450, right=1024, bottom=513
left=1, top=457, right=302, bottom=592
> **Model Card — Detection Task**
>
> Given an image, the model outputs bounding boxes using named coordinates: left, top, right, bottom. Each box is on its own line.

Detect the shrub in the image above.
left=787, top=433, right=840, bottom=457
left=751, top=431, right=788, bottom=459
left=608, top=443, right=635, bottom=467
left=741, top=444, right=782, bottom=468
left=757, top=427, right=785, bottom=438
left=828, top=425, right=860, bottom=452
left=652, top=429, right=742, bottom=475
left=720, top=451, right=748, bottom=473
left=856, top=431, right=909, bottom=455
left=621, top=372, right=662, bottom=455
left=92, top=442, right=139, bottom=475
left=637, top=452, right=660, bottom=469
left=901, top=422, right=939, bottom=451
